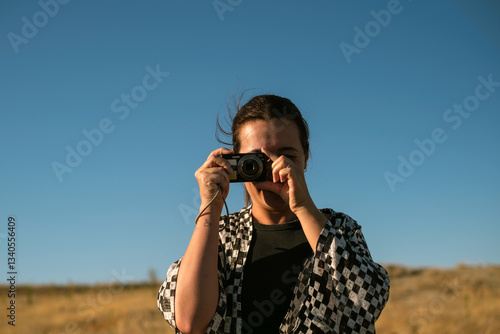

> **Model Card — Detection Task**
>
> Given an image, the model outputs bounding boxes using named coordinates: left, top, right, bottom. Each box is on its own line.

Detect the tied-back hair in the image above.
left=216, top=93, right=310, bottom=206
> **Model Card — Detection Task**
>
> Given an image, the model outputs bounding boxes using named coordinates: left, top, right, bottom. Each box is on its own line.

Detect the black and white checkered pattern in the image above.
left=157, top=206, right=390, bottom=333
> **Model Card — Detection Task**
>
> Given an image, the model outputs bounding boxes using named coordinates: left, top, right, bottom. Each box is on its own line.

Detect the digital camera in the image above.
left=222, top=153, right=269, bottom=182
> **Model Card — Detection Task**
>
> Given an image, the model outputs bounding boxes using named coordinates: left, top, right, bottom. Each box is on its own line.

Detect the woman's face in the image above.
left=238, top=119, right=308, bottom=211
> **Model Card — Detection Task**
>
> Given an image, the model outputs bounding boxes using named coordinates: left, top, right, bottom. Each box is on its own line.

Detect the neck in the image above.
left=251, top=204, right=297, bottom=225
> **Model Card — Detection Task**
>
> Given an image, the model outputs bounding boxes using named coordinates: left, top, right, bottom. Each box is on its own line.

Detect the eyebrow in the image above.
left=248, top=147, right=299, bottom=154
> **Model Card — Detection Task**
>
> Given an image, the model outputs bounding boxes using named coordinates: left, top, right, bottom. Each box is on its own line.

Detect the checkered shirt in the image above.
left=157, top=205, right=390, bottom=333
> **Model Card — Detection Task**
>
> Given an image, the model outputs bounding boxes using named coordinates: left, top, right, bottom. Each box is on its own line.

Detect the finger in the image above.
left=271, top=155, right=293, bottom=170
left=261, top=148, right=283, bottom=182
left=196, top=168, right=230, bottom=191
left=202, top=149, right=234, bottom=172
left=272, top=162, right=281, bottom=183
left=206, top=147, right=233, bottom=163
left=279, top=167, right=290, bottom=183
left=195, top=167, right=220, bottom=184
left=213, top=156, right=234, bottom=173
left=271, top=158, right=292, bottom=183
left=261, top=147, right=280, bottom=162
left=210, top=147, right=233, bottom=157
left=201, top=156, right=229, bottom=171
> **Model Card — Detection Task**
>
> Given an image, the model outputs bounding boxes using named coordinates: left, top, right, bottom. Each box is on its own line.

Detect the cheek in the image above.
left=296, top=154, right=308, bottom=169
left=245, top=183, right=255, bottom=194
left=246, top=182, right=263, bottom=196
left=296, top=159, right=305, bottom=170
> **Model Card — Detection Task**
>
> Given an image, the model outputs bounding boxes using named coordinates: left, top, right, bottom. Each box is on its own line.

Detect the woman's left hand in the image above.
left=254, top=147, right=313, bottom=214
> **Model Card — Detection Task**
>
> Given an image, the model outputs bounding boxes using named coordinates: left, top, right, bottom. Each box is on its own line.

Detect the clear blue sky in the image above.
left=1, top=0, right=499, bottom=284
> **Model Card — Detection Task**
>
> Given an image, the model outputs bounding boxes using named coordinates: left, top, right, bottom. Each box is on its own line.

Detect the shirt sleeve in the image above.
left=157, top=243, right=229, bottom=333
left=283, top=211, right=390, bottom=333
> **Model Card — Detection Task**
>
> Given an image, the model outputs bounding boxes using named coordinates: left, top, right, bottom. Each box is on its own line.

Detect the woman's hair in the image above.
left=216, top=94, right=310, bottom=155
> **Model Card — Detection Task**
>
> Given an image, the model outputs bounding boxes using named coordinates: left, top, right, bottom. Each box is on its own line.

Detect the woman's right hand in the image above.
left=175, top=147, right=234, bottom=332
left=194, top=147, right=234, bottom=209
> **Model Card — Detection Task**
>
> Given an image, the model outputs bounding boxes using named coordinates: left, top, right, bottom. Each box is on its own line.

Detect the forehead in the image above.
left=238, top=119, right=302, bottom=153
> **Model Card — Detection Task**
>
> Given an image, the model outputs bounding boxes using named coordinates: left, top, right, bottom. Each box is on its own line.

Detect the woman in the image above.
left=158, top=95, right=390, bottom=333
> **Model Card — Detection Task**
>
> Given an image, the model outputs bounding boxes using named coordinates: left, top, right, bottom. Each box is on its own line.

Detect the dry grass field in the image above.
left=1, top=264, right=499, bottom=334
left=376, top=264, right=500, bottom=334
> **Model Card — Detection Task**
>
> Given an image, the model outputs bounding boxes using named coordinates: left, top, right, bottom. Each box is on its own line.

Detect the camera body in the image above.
left=222, top=153, right=269, bottom=183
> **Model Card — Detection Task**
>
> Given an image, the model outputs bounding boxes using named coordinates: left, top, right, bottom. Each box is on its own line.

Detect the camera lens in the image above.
left=238, top=154, right=264, bottom=181
left=243, top=160, right=258, bottom=175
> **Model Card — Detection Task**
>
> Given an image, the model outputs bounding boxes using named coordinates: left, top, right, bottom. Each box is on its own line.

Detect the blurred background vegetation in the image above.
left=1, top=265, right=499, bottom=333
